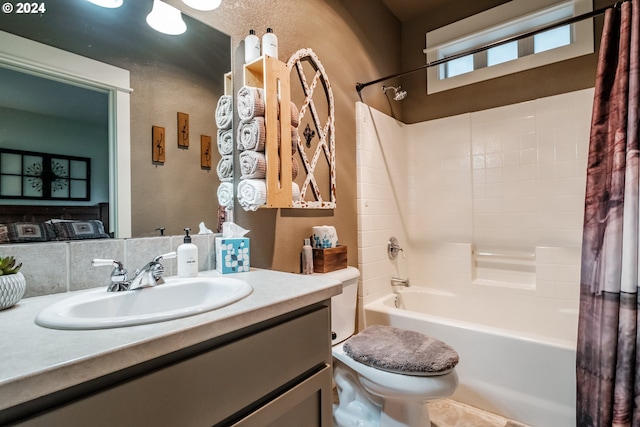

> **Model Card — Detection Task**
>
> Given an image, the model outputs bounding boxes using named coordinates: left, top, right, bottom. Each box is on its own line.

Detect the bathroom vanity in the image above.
left=0, top=269, right=341, bottom=426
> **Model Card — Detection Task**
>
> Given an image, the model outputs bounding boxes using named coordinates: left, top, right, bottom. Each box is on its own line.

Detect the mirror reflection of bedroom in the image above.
left=0, top=0, right=232, bottom=241
left=0, top=65, right=112, bottom=243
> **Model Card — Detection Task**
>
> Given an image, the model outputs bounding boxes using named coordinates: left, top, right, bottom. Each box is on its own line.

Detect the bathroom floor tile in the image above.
left=428, top=399, right=530, bottom=427
left=455, top=411, right=510, bottom=427
left=429, top=400, right=465, bottom=426
left=333, top=390, right=529, bottom=427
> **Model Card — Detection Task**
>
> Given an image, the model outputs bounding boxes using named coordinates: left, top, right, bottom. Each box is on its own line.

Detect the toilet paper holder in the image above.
left=387, top=237, right=404, bottom=260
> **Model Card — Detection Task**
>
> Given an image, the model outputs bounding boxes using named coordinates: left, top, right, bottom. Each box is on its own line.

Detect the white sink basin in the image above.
left=35, top=276, right=253, bottom=330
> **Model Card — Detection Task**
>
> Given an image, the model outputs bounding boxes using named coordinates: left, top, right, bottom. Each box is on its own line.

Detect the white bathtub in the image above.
left=364, top=287, right=577, bottom=427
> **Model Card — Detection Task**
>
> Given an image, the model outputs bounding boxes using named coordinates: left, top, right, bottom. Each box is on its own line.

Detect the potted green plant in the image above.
left=0, top=256, right=25, bottom=310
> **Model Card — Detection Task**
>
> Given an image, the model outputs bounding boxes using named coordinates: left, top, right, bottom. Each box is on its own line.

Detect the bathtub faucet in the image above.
left=387, top=237, right=404, bottom=260
left=391, top=277, right=410, bottom=289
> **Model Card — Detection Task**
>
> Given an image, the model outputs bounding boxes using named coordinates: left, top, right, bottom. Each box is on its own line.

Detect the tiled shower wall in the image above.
left=356, top=88, right=593, bottom=308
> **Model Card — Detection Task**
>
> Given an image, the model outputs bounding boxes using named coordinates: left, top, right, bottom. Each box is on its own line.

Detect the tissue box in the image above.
left=216, top=237, right=250, bottom=274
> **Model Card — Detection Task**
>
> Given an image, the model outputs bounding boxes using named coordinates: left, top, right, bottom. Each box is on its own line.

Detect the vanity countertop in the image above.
left=0, top=269, right=341, bottom=413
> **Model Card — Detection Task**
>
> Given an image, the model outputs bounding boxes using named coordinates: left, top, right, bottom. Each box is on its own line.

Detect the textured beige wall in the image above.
left=129, top=63, right=223, bottom=237
left=165, top=0, right=401, bottom=272
left=397, top=0, right=613, bottom=123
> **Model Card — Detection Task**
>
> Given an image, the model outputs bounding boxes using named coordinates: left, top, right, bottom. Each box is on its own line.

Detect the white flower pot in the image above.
left=0, top=272, right=26, bottom=310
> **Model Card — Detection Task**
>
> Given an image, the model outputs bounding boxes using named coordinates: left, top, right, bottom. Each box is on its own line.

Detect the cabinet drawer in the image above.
left=15, top=307, right=331, bottom=427
left=230, top=364, right=333, bottom=427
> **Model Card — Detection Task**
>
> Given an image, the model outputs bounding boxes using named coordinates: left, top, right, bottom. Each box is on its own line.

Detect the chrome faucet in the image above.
left=92, top=252, right=176, bottom=292
left=92, top=259, right=129, bottom=292
left=128, top=253, right=173, bottom=290
left=387, top=237, right=404, bottom=260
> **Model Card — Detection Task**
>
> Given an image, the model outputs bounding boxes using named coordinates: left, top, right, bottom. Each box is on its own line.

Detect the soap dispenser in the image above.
left=177, top=228, right=198, bottom=278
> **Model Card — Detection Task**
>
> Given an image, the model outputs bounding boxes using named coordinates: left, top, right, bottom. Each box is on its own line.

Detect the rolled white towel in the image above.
left=239, top=150, right=267, bottom=179
left=237, top=179, right=267, bottom=211
left=239, top=151, right=298, bottom=180
left=291, top=157, right=299, bottom=180
left=237, top=86, right=265, bottom=122
left=291, top=127, right=300, bottom=154
left=217, top=128, right=234, bottom=155
left=290, top=102, right=300, bottom=128
left=217, top=182, right=234, bottom=210
left=292, top=182, right=301, bottom=202
left=237, top=117, right=266, bottom=151
left=216, top=155, right=234, bottom=182
left=215, top=95, right=233, bottom=130
left=278, top=101, right=301, bottom=127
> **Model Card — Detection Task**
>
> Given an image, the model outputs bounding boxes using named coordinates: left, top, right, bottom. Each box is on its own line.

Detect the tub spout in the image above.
left=391, top=277, right=410, bottom=288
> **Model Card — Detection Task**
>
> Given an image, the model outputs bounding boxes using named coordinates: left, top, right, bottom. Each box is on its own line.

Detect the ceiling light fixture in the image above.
left=181, top=0, right=221, bottom=11
left=86, top=0, right=123, bottom=8
left=146, top=0, right=187, bottom=35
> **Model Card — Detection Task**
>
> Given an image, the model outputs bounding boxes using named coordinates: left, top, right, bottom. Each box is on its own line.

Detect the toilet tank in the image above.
left=317, top=266, right=360, bottom=345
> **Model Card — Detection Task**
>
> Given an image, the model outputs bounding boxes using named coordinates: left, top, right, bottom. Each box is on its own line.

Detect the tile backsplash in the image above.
left=1, top=233, right=220, bottom=298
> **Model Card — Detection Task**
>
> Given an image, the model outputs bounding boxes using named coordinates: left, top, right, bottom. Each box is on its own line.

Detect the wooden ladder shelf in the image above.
left=243, top=55, right=293, bottom=208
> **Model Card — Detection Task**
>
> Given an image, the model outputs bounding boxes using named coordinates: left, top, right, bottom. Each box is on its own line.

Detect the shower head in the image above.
left=382, top=85, right=407, bottom=101
left=394, top=88, right=407, bottom=101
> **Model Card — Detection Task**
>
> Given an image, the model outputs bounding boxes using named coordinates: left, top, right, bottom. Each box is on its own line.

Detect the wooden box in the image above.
left=313, top=246, right=347, bottom=273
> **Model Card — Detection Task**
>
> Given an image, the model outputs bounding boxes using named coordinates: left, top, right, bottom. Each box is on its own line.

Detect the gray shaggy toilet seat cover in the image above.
left=343, top=325, right=459, bottom=376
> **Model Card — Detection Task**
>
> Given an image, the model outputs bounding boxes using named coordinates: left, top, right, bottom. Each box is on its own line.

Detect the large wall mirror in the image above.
left=0, top=0, right=231, bottom=238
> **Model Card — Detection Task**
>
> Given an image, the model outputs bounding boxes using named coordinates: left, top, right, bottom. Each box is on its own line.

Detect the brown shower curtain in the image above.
left=576, top=1, right=640, bottom=426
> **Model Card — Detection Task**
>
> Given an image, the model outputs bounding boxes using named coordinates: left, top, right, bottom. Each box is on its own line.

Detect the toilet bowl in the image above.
left=322, top=267, right=459, bottom=427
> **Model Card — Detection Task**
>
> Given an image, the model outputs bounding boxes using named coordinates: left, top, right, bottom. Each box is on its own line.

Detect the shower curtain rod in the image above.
left=355, top=1, right=628, bottom=101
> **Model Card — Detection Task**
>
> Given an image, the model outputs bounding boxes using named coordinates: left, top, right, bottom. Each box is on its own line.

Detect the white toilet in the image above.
left=322, top=267, right=459, bottom=427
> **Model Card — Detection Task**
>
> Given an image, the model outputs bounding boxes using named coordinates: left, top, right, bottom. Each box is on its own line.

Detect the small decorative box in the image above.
left=215, top=237, right=250, bottom=274
left=313, top=245, right=347, bottom=273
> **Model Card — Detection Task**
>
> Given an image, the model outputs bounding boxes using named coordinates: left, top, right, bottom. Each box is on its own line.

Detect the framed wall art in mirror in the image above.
left=0, top=149, right=91, bottom=201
